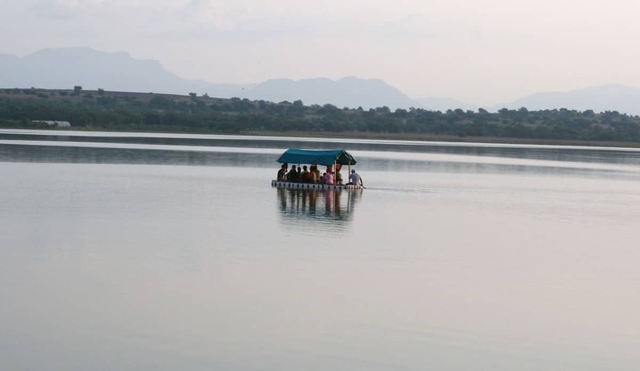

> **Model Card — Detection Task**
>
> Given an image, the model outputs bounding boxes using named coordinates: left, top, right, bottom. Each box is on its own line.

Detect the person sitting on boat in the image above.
left=301, top=166, right=311, bottom=183
left=348, top=169, right=363, bottom=187
left=286, top=165, right=298, bottom=182
left=325, top=171, right=335, bottom=185
left=277, top=164, right=287, bottom=181
left=320, top=172, right=327, bottom=184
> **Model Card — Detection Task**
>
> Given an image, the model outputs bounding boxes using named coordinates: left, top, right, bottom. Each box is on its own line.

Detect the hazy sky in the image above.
left=1, top=0, right=640, bottom=105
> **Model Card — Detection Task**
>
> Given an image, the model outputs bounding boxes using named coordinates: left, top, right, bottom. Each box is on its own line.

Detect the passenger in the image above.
left=348, top=169, right=363, bottom=187
left=312, top=165, right=321, bottom=183
left=335, top=164, right=343, bottom=184
left=309, top=165, right=318, bottom=183
left=301, top=166, right=311, bottom=183
left=286, top=165, right=298, bottom=182
left=296, top=166, right=302, bottom=181
left=277, top=164, right=287, bottom=181
left=320, top=172, right=327, bottom=184
left=325, top=171, right=335, bottom=185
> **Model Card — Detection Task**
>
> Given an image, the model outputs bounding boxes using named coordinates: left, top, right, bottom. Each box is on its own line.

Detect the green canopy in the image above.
left=277, top=149, right=357, bottom=166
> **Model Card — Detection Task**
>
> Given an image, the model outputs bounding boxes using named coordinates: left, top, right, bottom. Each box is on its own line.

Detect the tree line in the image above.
left=1, top=88, right=640, bottom=143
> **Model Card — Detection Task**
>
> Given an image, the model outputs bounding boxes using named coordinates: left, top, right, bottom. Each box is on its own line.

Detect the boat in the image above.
left=271, top=148, right=364, bottom=190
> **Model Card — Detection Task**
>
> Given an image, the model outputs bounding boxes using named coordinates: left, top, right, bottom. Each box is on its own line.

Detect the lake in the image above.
left=1, top=129, right=640, bottom=371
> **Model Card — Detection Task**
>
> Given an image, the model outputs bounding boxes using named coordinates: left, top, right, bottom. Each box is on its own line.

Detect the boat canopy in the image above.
left=277, top=149, right=357, bottom=166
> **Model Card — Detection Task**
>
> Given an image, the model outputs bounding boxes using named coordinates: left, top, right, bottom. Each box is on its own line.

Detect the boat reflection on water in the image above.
left=276, top=188, right=363, bottom=233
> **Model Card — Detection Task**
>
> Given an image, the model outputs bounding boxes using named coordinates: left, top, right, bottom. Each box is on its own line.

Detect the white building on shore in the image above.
left=33, top=120, right=71, bottom=127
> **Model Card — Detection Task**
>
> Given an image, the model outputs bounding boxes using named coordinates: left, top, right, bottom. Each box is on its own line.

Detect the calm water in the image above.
left=1, top=129, right=640, bottom=371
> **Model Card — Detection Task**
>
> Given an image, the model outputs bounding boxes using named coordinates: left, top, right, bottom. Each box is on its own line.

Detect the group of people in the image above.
left=277, top=163, right=363, bottom=187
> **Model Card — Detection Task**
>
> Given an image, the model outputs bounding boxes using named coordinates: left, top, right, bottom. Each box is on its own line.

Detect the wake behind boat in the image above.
left=271, top=148, right=364, bottom=190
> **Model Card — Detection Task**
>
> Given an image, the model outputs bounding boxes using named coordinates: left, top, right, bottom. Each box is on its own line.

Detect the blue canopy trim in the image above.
left=277, top=149, right=357, bottom=166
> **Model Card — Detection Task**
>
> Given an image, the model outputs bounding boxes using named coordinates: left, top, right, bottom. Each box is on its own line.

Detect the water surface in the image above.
left=1, top=130, right=639, bottom=371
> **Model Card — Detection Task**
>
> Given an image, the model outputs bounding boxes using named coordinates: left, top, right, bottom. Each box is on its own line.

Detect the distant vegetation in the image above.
left=1, top=88, right=640, bottom=145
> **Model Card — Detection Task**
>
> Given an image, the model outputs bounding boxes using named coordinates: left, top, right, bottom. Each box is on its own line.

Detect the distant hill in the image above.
left=241, top=77, right=420, bottom=110
left=495, top=84, right=640, bottom=115
left=416, top=85, right=640, bottom=115
left=0, top=47, right=249, bottom=98
left=0, top=47, right=420, bottom=110
left=6, top=47, right=639, bottom=114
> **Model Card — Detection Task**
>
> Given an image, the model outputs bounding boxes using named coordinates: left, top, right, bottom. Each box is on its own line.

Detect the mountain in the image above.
left=0, top=47, right=420, bottom=110
left=8, top=47, right=638, bottom=114
left=414, top=97, right=478, bottom=112
left=240, top=77, right=419, bottom=109
left=0, top=47, right=250, bottom=98
left=495, top=84, right=640, bottom=115
left=415, top=85, right=640, bottom=115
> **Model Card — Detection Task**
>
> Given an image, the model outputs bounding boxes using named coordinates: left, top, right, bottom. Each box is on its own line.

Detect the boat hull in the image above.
left=271, top=180, right=363, bottom=190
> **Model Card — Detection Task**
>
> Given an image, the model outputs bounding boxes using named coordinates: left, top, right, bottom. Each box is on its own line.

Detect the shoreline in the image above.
left=3, top=126, right=640, bottom=149
left=240, top=130, right=640, bottom=149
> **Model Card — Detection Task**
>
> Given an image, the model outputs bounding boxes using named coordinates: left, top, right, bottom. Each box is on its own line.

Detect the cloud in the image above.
left=31, top=0, right=106, bottom=19
left=177, top=0, right=433, bottom=36
left=22, top=0, right=435, bottom=41
left=186, top=0, right=253, bottom=31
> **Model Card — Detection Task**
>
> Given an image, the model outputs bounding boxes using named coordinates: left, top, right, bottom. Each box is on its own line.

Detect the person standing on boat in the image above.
left=277, top=164, right=287, bottom=181
left=309, top=165, right=318, bottom=183
left=335, top=165, right=343, bottom=184
left=312, top=165, right=321, bottom=183
left=335, top=170, right=343, bottom=184
left=348, top=169, right=363, bottom=187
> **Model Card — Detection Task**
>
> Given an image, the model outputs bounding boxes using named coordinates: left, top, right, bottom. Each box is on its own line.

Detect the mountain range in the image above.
left=497, top=84, right=640, bottom=115
left=1, top=47, right=640, bottom=115
left=0, top=47, right=415, bottom=109
left=0, top=47, right=249, bottom=99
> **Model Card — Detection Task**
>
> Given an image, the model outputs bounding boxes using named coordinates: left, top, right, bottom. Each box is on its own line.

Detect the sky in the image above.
left=1, top=0, right=640, bottom=105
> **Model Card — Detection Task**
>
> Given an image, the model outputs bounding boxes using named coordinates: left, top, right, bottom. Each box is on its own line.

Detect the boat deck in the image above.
left=271, top=180, right=363, bottom=190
